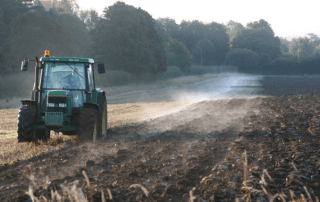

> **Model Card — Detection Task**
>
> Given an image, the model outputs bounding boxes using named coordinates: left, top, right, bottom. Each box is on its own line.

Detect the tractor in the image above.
left=17, top=50, right=107, bottom=142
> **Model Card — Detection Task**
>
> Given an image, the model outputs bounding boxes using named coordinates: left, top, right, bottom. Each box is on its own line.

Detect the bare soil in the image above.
left=1, top=94, right=320, bottom=201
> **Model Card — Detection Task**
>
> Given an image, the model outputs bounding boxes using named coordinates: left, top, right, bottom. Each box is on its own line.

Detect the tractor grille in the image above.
left=45, top=112, right=64, bottom=127
left=47, top=96, right=67, bottom=113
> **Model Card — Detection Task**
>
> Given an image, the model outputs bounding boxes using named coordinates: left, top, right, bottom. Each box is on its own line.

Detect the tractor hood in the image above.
left=47, top=90, right=70, bottom=97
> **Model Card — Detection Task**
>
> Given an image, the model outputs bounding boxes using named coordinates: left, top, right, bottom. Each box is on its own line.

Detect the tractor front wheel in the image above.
left=77, top=107, right=98, bottom=142
left=17, top=104, right=37, bottom=142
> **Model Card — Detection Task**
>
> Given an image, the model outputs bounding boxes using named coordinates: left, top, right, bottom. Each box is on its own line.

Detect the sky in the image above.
left=77, top=0, right=320, bottom=40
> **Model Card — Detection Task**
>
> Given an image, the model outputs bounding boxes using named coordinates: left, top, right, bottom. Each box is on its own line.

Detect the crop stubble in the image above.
left=0, top=95, right=320, bottom=201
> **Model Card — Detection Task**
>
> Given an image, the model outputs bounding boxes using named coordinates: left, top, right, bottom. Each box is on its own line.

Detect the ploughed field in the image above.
left=1, top=94, right=320, bottom=201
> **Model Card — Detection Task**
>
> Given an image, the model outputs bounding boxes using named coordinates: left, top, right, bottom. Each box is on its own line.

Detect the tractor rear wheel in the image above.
left=77, top=107, right=98, bottom=142
left=98, top=94, right=107, bottom=139
left=17, top=104, right=37, bottom=142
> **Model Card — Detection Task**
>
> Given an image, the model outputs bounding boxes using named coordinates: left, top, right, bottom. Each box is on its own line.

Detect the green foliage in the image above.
left=91, top=2, right=166, bottom=75
left=166, top=37, right=192, bottom=74
left=269, top=58, right=298, bottom=74
left=232, top=19, right=281, bottom=68
left=7, top=11, right=79, bottom=73
left=58, top=13, right=91, bottom=57
left=205, top=22, right=230, bottom=64
left=300, top=54, right=320, bottom=74
left=226, top=20, right=244, bottom=43
left=193, top=38, right=215, bottom=66
left=289, top=37, right=314, bottom=60
left=279, top=37, right=290, bottom=54
left=0, top=0, right=31, bottom=25
left=79, top=9, right=100, bottom=31
left=161, top=66, right=183, bottom=79
left=178, top=20, right=205, bottom=51
left=247, top=19, right=274, bottom=34
left=307, top=33, right=320, bottom=41
left=314, top=44, right=320, bottom=55
left=155, top=18, right=180, bottom=40
left=177, top=20, right=229, bottom=65
left=0, top=0, right=33, bottom=74
left=225, top=49, right=259, bottom=72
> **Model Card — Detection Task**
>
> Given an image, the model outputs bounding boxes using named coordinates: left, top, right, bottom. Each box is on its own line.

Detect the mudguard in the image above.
left=21, top=100, right=37, bottom=106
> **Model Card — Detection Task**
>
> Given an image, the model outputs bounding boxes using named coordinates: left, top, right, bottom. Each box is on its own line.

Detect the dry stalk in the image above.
left=41, top=196, right=48, bottom=201
left=303, top=186, right=313, bottom=202
left=129, top=184, right=155, bottom=202
left=292, top=162, right=298, bottom=171
left=82, top=170, right=91, bottom=188
left=301, top=194, right=308, bottom=202
left=260, top=185, right=271, bottom=201
left=279, top=194, right=287, bottom=202
left=270, top=193, right=279, bottom=202
left=289, top=189, right=297, bottom=201
left=25, top=185, right=40, bottom=202
left=270, top=193, right=286, bottom=202
left=101, top=190, right=106, bottom=202
left=243, top=150, right=248, bottom=187
left=71, top=184, right=81, bottom=202
left=246, top=192, right=251, bottom=202
left=235, top=198, right=240, bottom=202
left=107, top=188, right=113, bottom=200
left=263, top=169, right=274, bottom=182
left=189, top=189, right=194, bottom=202
left=260, top=173, right=267, bottom=186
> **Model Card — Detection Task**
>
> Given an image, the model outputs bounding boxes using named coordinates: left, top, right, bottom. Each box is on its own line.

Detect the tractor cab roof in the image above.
left=40, top=57, right=94, bottom=64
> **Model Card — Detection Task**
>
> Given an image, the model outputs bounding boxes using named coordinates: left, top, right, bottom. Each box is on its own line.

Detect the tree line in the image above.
left=1, top=0, right=320, bottom=76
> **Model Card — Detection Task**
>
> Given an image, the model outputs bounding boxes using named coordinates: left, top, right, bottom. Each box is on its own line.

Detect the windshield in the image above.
left=42, top=62, right=86, bottom=90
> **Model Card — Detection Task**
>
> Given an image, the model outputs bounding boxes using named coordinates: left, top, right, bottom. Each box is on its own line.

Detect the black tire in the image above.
left=98, top=94, right=108, bottom=139
left=35, top=129, right=50, bottom=142
left=77, top=107, right=98, bottom=142
left=17, top=104, right=37, bottom=142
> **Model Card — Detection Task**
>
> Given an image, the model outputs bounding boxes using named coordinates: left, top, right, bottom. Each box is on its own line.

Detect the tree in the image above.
left=7, top=11, right=79, bottom=73
left=91, top=2, right=166, bottom=75
left=0, top=0, right=32, bottom=25
left=300, top=54, right=320, bottom=74
left=155, top=18, right=180, bottom=40
left=58, top=13, right=91, bottom=56
left=178, top=20, right=206, bottom=52
left=314, top=44, right=320, bottom=55
left=269, top=58, right=298, bottom=74
left=205, top=22, right=229, bottom=64
left=79, top=9, right=100, bottom=31
left=193, top=38, right=215, bottom=66
left=50, top=0, right=79, bottom=14
left=232, top=19, right=281, bottom=68
left=226, top=20, right=244, bottom=43
left=177, top=20, right=229, bottom=65
left=307, top=33, right=320, bottom=41
left=0, top=0, right=33, bottom=73
left=289, top=37, right=314, bottom=61
left=225, top=49, right=259, bottom=72
left=247, top=19, right=274, bottom=34
left=279, top=37, right=290, bottom=54
left=166, top=37, right=192, bottom=73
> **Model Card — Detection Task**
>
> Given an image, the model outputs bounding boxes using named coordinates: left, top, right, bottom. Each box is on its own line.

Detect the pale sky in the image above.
left=77, top=0, right=320, bottom=40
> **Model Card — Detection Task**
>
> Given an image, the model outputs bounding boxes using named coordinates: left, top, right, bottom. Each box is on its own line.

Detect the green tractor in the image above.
left=17, top=50, right=107, bottom=142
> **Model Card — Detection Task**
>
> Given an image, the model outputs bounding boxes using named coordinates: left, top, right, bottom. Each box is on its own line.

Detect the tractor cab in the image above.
left=39, top=57, right=95, bottom=112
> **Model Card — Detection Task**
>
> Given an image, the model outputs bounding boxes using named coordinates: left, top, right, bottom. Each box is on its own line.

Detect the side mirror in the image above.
left=21, top=60, right=28, bottom=71
left=97, top=63, right=105, bottom=74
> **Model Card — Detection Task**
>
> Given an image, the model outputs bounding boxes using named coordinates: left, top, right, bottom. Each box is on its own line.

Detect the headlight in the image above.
left=48, top=103, right=55, bottom=107
left=59, top=103, right=67, bottom=108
